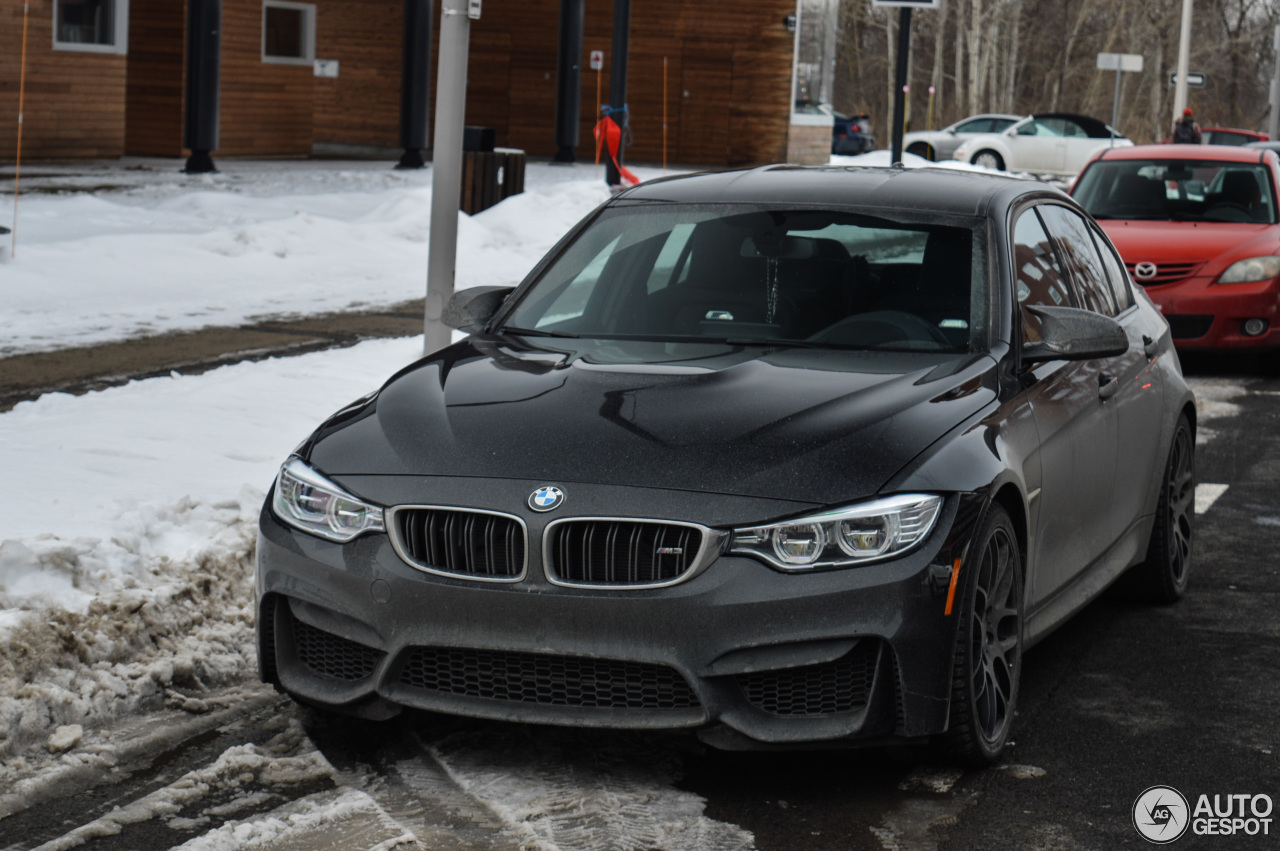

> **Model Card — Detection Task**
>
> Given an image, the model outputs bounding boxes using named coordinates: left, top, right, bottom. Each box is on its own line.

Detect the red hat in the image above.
left=1183, top=107, right=1194, bottom=117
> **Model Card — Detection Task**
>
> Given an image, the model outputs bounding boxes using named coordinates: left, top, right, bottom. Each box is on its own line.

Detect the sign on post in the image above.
left=1097, top=53, right=1143, bottom=137
left=1169, top=72, right=1206, bottom=87
left=1097, top=53, right=1144, bottom=73
left=589, top=50, right=603, bottom=71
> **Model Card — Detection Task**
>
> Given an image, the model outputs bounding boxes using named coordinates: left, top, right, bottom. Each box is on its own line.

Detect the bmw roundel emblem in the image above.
left=528, top=485, right=565, bottom=512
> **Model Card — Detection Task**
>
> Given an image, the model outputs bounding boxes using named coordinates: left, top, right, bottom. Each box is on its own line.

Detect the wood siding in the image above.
left=125, top=0, right=186, bottom=157
left=313, top=0, right=402, bottom=148
left=1, top=0, right=127, bottom=161
left=3, top=0, right=793, bottom=166
left=219, top=0, right=314, bottom=156
left=467, top=0, right=795, bottom=166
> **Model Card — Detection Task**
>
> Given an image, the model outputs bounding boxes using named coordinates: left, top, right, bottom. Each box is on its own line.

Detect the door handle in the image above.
left=1099, top=372, right=1120, bottom=400
left=1142, top=334, right=1159, bottom=358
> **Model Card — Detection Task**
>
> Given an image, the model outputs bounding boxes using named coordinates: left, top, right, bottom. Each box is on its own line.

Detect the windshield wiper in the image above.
left=496, top=326, right=581, bottom=339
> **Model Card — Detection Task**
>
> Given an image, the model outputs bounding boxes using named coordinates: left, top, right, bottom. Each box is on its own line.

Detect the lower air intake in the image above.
left=736, top=640, right=880, bottom=716
left=398, top=647, right=700, bottom=709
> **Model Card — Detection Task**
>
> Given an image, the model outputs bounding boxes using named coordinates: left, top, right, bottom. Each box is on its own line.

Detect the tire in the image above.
left=971, top=150, right=1005, bottom=171
left=1125, top=415, right=1194, bottom=604
left=907, top=142, right=934, bottom=161
left=941, top=503, right=1022, bottom=767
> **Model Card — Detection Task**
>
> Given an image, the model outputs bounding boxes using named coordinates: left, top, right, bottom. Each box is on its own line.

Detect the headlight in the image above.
left=1217, top=256, right=1280, bottom=284
left=730, top=494, right=943, bottom=571
left=271, top=457, right=385, bottom=543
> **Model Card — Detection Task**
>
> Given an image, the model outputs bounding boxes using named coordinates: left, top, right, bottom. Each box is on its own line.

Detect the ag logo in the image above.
left=528, top=485, right=565, bottom=512
left=1133, top=785, right=1190, bottom=844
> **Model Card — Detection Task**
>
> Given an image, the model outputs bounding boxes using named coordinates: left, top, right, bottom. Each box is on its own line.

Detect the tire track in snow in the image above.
left=423, top=726, right=755, bottom=851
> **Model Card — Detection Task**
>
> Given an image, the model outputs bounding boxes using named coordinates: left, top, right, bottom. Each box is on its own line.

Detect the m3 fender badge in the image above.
left=528, top=485, right=565, bottom=512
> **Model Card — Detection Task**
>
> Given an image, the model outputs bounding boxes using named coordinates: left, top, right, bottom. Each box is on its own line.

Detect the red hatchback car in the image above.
left=1072, top=144, right=1280, bottom=354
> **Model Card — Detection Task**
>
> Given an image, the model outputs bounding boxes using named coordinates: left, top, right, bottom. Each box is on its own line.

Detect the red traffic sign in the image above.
left=589, top=50, right=604, bottom=71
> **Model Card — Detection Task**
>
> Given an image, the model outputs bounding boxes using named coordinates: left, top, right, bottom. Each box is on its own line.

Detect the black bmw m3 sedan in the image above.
left=257, top=165, right=1195, bottom=765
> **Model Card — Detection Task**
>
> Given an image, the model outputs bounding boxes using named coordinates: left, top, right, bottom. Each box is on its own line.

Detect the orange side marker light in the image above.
left=943, top=557, right=962, bottom=616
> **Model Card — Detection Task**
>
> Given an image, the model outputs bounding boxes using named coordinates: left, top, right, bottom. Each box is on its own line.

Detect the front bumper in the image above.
left=1145, top=275, right=1280, bottom=350
left=255, top=480, right=987, bottom=748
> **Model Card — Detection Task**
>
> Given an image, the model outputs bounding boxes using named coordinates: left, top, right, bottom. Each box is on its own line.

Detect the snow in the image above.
left=0, top=159, right=619, bottom=356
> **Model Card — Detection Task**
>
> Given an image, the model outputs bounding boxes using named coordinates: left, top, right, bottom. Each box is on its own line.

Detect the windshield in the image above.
left=501, top=204, right=984, bottom=354
left=1074, top=159, right=1278, bottom=224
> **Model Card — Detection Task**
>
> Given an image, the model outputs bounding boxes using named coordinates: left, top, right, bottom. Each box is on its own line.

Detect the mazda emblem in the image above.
left=1134, top=261, right=1158, bottom=281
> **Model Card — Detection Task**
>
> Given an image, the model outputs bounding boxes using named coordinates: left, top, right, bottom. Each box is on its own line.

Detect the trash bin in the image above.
left=460, top=126, right=525, bottom=215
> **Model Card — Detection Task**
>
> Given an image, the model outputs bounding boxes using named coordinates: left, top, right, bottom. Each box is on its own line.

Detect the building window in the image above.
left=263, top=1, right=316, bottom=65
left=53, top=0, right=129, bottom=54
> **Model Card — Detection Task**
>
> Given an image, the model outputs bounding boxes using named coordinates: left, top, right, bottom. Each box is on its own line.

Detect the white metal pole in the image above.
left=1172, top=0, right=1193, bottom=128
left=424, top=0, right=474, bottom=356
left=1269, top=25, right=1280, bottom=141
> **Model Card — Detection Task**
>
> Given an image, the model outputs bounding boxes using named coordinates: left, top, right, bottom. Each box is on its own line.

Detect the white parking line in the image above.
left=1196, top=484, right=1229, bottom=514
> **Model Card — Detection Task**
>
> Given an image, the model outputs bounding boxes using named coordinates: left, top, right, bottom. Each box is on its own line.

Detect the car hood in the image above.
left=304, top=338, right=999, bottom=506
left=1097, top=220, right=1279, bottom=272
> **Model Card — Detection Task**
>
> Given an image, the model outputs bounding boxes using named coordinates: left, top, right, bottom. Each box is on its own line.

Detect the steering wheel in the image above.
left=810, top=310, right=954, bottom=349
left=1203, top=202, right=1252, bottom=223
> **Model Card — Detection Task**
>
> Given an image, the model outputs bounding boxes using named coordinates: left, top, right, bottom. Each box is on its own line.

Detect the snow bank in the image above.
left=0, top=162, right=636, bottom=356
left=0, top=337, right=424, bottom=760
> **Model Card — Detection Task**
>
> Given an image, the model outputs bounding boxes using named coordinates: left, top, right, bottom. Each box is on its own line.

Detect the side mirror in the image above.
left=443, top=286, right=514, bottom=333
left=1021, top=305, right=1128, bottom=364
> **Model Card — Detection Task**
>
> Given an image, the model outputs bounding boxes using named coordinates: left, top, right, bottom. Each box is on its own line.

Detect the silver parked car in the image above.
left=902, top=113, right=1021, bottom=162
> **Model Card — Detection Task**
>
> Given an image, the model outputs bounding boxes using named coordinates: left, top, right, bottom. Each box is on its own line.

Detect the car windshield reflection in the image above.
left=500, top=205, right=981, bottom=355
left=1074, top=160, right=1279, bottom=224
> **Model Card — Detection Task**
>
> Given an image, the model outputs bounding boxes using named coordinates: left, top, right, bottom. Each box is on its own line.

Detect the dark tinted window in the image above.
left=1012, top=208, right=1072, bottom=343
left=1090, top=229, right=1134, bottom=312
left=955, top=118, right=995, bottom=133
left=504, top=206, right=982, bottom=353
left=57, top=0, right=115, bottom=45
left=1038, top=205, right=1117, bottom=316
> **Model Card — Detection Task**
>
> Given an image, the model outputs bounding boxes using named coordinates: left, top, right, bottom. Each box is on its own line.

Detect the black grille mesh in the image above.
left=395, top=509, right=525, bottom=578
left=291, top=614, right=384, bottom=681
left=398, top=647, right=700, bottom=709
left=548, top=520, right=703, bottom=585
left=736, top=641, right=880, bottom=717
left=1164, top=314, right=1214, bottom=340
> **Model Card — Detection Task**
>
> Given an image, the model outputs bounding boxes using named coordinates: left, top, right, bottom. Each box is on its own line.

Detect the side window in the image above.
left=53, top=0, right=129, bottom=54
left=1037, top=205, right=1117, bottom=316
left=1012, top=208, right=1073, bottom=343
left=263, top=0, right=316, bottom=65
left=955, top=119, right=992, bottom=134
left=1090, top=229, right=1134, bottom=313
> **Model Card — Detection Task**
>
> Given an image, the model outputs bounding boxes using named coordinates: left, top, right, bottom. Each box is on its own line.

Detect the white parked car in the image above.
left=952, top=113, right=1132, bottom=176
left=902, top=113, right=1021, bottom=161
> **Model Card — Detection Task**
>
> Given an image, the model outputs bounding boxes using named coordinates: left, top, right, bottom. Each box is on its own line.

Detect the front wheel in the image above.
left=941, top=503, right=1022, bottom=767
left=1124, top=414, right=1194, bottom=603
left=971, top=150, right=1005, bottom=171
left=907, top=142, right=934, bottom=161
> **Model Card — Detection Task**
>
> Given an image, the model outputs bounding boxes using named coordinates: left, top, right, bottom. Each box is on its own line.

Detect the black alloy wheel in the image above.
left=1125, top=414, right=1194, bottom=603
left=942, top=503, right=1022, bottom=766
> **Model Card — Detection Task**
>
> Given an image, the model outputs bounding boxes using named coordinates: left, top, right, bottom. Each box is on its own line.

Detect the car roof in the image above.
left=1089, top=143, right=1272, bottom=164
left=1025, top=112, right=1119, bottom=139
left=617, top=165, right=1060, bottom=217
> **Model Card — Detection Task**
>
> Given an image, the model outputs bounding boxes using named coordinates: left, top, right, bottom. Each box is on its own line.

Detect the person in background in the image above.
left=1172, top=107, right=1202, bottom=144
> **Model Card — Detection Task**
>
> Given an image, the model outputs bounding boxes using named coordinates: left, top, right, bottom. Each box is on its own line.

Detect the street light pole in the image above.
left=1172, top=0, right=1193, bottom=128
left=423, top=0, right=476, bottom=356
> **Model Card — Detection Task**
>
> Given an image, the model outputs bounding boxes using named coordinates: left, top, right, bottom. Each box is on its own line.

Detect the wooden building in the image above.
left=2, top=0, right=800, bottom=166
